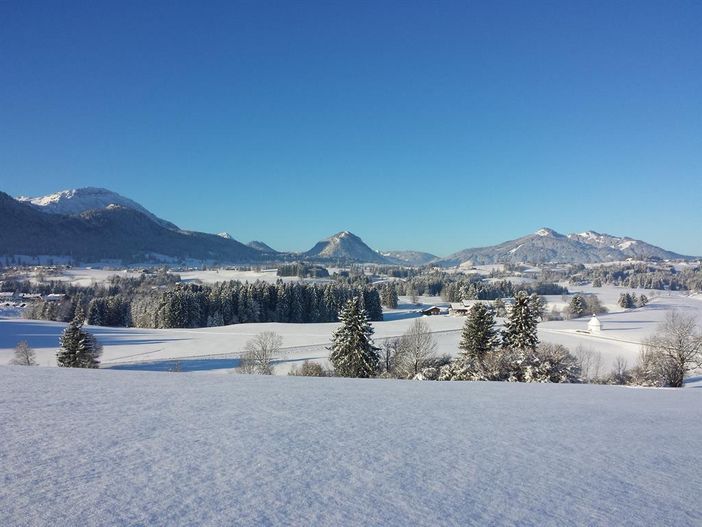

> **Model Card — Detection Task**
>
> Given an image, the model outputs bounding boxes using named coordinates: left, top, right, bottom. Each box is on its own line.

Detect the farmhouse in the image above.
left=421, top=306, right=444, bottom=316
left=449, top=299, right=497, bottom=316
left=45, top=293, right=66, bottom=302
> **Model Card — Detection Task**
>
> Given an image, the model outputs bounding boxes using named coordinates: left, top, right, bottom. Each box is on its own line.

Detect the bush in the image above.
left=289, top=360, right=326, bottom=377
left=438, top=344, right=581, bottom=383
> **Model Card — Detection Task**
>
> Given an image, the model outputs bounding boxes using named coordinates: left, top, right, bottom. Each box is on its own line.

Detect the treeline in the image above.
left=276, top=263, right=330, bottom=278
left=580, top=263, right=702, bottom=291
left=27, top=280, right=383, bottom=328
left=440, top=279, right=567, bottom=302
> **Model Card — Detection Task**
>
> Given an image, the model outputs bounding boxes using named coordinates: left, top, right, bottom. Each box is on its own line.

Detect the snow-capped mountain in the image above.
left=437, top=228, right=688, bottom=266
left=0, top=191, right=260, bottom=263
left=304, top=231, right=389, bottom=263
left=217, top=232, right=233, bottom=240
left=17, top=187, right=178, bottom=230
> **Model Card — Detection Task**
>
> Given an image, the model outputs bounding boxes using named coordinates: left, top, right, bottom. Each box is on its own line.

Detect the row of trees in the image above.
left=582, top=263, right=702, bottom=291
left=27, top=280, right=384, bottom=329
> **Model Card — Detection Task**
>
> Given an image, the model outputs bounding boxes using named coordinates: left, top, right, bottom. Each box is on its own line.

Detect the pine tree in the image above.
left=328, top=298, right=380, bottom=378
left=503, top=291, right=539, bottom=351
left=618, top=292, right=635, bottom=309
left=57, top=314, right=102, bottom=368
left=380, top=284, right=398, bottom=309
left=459, top=303, right=498, bottom=361
left=569, top=295, right=586, bottom=318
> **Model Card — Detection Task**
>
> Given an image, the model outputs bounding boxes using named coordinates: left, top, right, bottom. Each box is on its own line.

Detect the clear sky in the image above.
left=1, top=1, right=701, bottom=256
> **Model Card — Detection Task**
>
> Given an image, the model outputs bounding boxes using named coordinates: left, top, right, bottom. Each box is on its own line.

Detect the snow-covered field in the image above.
left=0, top=366, right=700, bottom=526
left=2, top=289, right=702, bottom=377
left=13, top=267, right=306, bottom=287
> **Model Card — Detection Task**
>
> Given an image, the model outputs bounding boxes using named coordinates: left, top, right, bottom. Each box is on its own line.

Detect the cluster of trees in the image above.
left=582, top=263, right=702, bottom=291
left=435, top=292, right=581, bottom=382
left=26, top=279, right=383, bottom=329
left=563, top=294, right=608, bottom=319
left=20, top=270, right=179, bottom=323
left=130, top=282, right=383, bottom=328
left=276, top=263, right=329, bottom=278
left=439, top=279, right=567, bottom=302
left=618, top=292, right=648, bottom=309
left=317, top=291, right=581, bottom=383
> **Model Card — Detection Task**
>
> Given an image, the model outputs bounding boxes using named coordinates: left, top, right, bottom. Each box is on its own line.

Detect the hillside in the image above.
left=0, top=192, right=260, bottom=264
left=304, top=231, right=389, bottom=263
left=381, top=250, right=438, bottom=266
left=17, top=187, right=178, bottom=230
left=1, top=366, right=700, bottom=526
left=247, top=240, right=278, bottom=253
left=439, top=228, right=688, bottom=266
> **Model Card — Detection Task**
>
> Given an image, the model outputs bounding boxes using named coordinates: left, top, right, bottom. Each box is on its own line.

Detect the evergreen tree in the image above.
left=57, top=314, right=102, bottom=368
left=638, top=294, right=649, bottom=307
left=569, top=295, right=586, bottom=318
left=503, top=291, right=539, bottom=351
left=618, top=292, right=635, bottom=309
left=459, top=303, right=498, bottom=361
left=328, top=298, right=380, bottom=378
left=380, top=284, right=399, bottom=309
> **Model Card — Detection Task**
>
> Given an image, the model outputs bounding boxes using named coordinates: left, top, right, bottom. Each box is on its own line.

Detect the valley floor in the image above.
left=1, top=366, right=700, bottom=526
left=2, top=287, right=702, bottom=378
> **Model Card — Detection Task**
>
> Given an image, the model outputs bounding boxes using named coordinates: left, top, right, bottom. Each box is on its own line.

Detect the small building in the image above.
left=421, top=306, right=443, bottom=316
left=449, top=303, right=472, bottom=316
left=45, top=293, right=66, bottom=302
left=20, top=293, right=42, bottom=301
left=588, top=314, right=603, bottom=334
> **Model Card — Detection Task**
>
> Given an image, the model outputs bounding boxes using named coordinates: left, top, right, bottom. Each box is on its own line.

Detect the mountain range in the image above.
left=436, top=227, right=688, bottom=266
left=1, top=188, right=693, bottom=265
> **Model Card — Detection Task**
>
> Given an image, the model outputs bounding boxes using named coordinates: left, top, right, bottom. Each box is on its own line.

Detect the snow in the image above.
left=618, top=240, right=638, bottom=250
left=17, top=267, right=307, bottom=287
left=535, top=228, right=556, bottom=237
left=0, top=366, right=700, bottom=526
left=16, top=187, right=158, bottom=220
left=2, top=288, right=702, bottom=377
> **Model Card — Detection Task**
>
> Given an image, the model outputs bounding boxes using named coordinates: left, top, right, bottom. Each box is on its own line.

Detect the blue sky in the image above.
left=1, top=1, right=700, bottom=256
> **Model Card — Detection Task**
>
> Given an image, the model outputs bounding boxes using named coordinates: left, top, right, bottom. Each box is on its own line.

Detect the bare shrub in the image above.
left=574, top=345, right=603, bottom=382
left=395, top=319, right=437, bottom=379
left=642, top=311, right=702, bottom=387
left=289, top=360, right=325, bottom=377
left=239, top=331, right=283, bottom=375
left=606, top=356, right=632, bottom=385
left=379, top=337, right=402, bottom=376
left=10, top=340, right=37, bottom=366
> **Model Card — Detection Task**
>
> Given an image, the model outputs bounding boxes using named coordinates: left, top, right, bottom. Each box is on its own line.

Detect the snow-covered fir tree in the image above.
left=618, top=292, right=635, bottom=309
left=380, top=283, right=399, bottom=309
left=458, top=303, right=498, bottom=361
left=502, top=291, right=539, bottom=351
left=57, top=312, right=102, bottom=368
left=329, top=297, right=380, bottom=378
left=569, top=295, right=586, bottom=318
